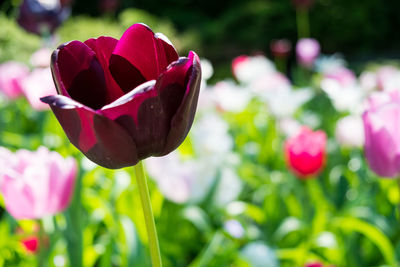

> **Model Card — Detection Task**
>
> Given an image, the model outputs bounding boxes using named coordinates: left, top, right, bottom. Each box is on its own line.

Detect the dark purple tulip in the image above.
left=41, top=23, right=202, bottom=169
left=292, top=0, right=314, bottom=9
left=17, top=0, right=70, bottom=35
left=270, top=39, right=292, bottom=59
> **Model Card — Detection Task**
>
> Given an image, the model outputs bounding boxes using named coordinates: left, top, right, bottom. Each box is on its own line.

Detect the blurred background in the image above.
left=1, top=0, right=400, bottom=267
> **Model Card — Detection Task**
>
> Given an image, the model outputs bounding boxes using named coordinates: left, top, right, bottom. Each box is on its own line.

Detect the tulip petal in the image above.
left=51, top=41, right=109, bottom=110
left=101, top=52, right=200, bottom=160
left=84, top=36, right=125, bottom=103
left=101, top=80, right=170, bottom=159
left=111, top=23, right=179, bottom=85
left=41, top=95, right=138, bottom=168
left=363, top=111, right=400, bottom=177
left=163, top=51, right=202, bottom=153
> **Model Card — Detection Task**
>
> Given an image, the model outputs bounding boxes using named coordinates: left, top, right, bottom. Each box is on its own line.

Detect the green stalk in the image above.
left=134, top=161, right=162, bottom=267
left=64, top=173, right=83, bottom=267
left=397, top=177, right=400, bottom=219
left=37, top=219, right=47, bottom=267
left=296, top=8, right=310, bottom=39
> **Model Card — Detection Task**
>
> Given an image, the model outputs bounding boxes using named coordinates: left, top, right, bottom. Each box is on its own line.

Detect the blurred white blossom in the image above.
left=232, top=55, right=275, bottom=84
left=335, top=115, right=364, bottom=148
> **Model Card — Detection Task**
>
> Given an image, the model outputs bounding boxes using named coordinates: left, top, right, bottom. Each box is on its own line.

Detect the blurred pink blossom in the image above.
left=30, top=48, right=52, bottom=68
left=0, top=146, right=77, bottom=219
left=296, top=38, right=320, bottom=68
left=320, top=67, right=363, bottom=112
left=363, top=91, right=400, bottom=178
left=285, top=127, right=327, bottom=178
left=324, top=67, right=356, bottom=87
left=20, top=67, right=57, bottom=110
left=0, top=61, right=30, bottom=99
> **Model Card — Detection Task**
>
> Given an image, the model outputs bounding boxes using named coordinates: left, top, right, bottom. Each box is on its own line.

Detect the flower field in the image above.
left=0, top=1, right=400, bottom=266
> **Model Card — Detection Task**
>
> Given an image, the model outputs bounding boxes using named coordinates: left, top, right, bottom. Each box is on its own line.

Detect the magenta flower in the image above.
left=41, top=23, right=201, bottom=168
left=363, top=92, right=400, bottom=178
left=296, top=38, right=320, bottom=68
left=0, top=61, right=30, bottom=99
left=0, top=146, right=77, bottom=219
left=285, top=127, right=327, bottom=178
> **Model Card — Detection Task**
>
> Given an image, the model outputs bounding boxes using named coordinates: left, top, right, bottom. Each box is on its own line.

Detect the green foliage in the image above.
left=0, top=14, right=41, bottom=63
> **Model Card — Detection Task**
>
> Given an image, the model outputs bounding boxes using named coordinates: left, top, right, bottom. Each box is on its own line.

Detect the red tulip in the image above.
left=285, top=127, right=327, bottom=178
left=21, top=236, right=39, bottom=253
left=41, top=23, right=202, bottom=169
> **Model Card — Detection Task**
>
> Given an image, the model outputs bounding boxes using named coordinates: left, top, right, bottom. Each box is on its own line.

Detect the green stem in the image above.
left=296, top=8, right=310, bottom=38
left=397, top=177, right=400, bottom=219
left=64, top=173, right=83, bottom=267
left=37, top=219, right=47, bottom=267
left=134, top=161, right=162, bottom=267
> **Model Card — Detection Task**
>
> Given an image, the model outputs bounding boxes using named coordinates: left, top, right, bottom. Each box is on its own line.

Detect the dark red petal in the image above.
left=41, top=95, right=138, bottom=169
left=111, top=23, right=179, bottom=82
left=109, top=55, right=147, bottom=94
left=84, top=37, right=125, bottom=103
left=163, top=51, right=202, bottom=154
left=100, top=81, right=170, bottom=159
left=101, top=52, right=201, bottom=160
left=51, top=41, right=109, bottom=110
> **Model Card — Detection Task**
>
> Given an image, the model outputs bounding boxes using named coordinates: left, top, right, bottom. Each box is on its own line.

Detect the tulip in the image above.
left=320, top=67, right=363, bottom=113
left=17, top=0, right=71, bottom=35
left=304, top=263, right=323, bottom=267
left=30, top=48, right=52, bottom=68
left=376, top=66, right=400, bottom=92
left=296, top=38, right=320, bottom=68
left=211, top=80, right=252, bottom=113
left=270, top=39, right=292, bottom=59
left=363, top=92, right=400, bottom=178
left=285, top=127, right=327, bottom=178
left=41, top=23, right=202, bottom=169
left=21, top=68, right=57, bottom=110
left=99, top=0, right=120, bottom=14
left=232, top=55, right=275, bottom=84
left=335, top=115, right=364, bottom=148
left=292, top=0, right=314, bottom=9
left=0, top=61, right=30, bottom=99
left=224, top=219, right=245, bottom=238
left=21, top=236, right=39, bottom=253
left=0, top=146, right=77, bottom=219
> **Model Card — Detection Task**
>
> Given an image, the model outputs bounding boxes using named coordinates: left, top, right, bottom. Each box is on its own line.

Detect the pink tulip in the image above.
left=0, top=61, right=30, bottom=99
left=20, top=68, right=57, bottom=110
left=296, top=38, right=320, bottom=68
left=324, top=67, right=356, bottom=87
left=285, top=127, right=327, bottom=178
left=363, top=91, right=400, bottom=178
left=0, top=146, right=77, bottom=219
left=30, top=48, right=52, bottom=68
